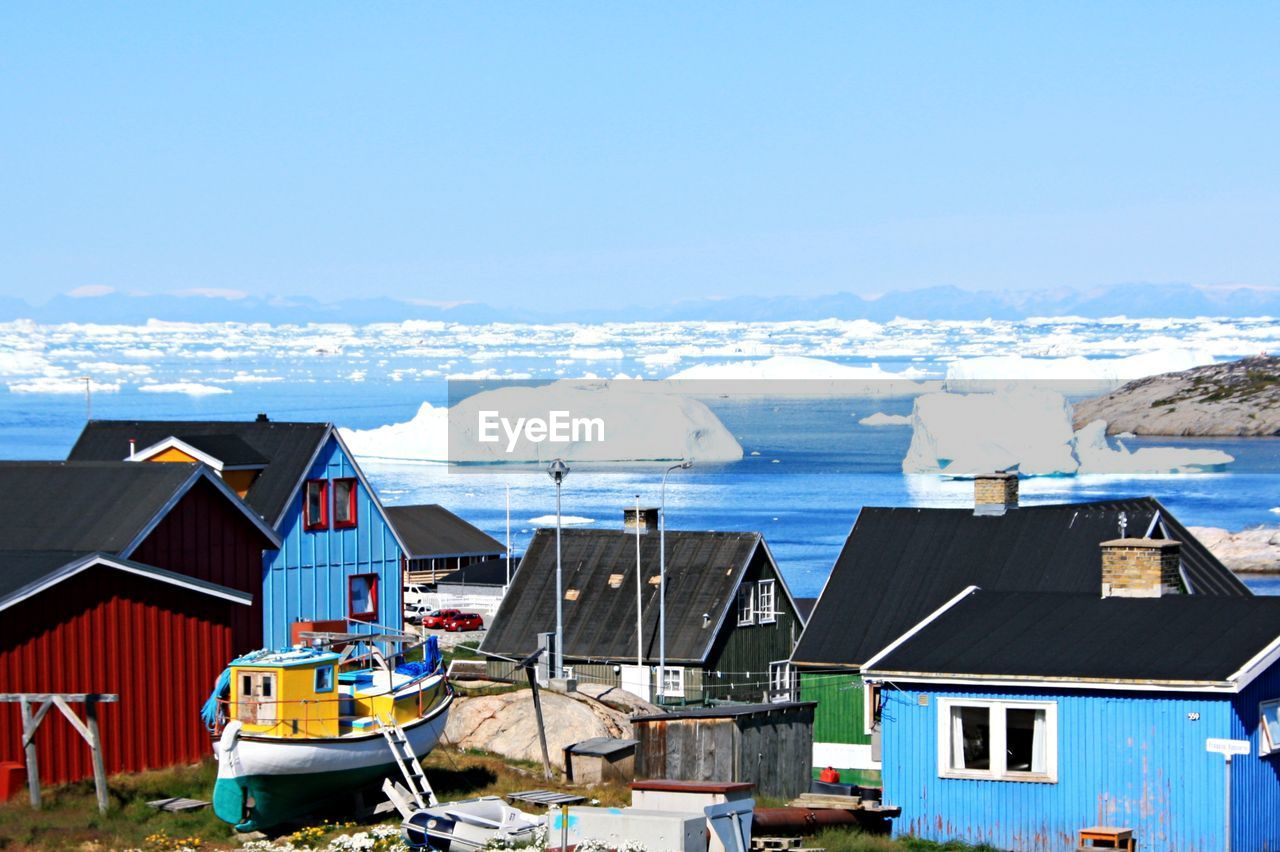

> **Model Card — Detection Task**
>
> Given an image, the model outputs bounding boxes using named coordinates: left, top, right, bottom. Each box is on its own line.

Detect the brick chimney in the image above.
left=973, top=472, right=1018, bottom=516
left=1100, top=538, right=1183, bottom=598
left=624, top=507, right=660, bottom=532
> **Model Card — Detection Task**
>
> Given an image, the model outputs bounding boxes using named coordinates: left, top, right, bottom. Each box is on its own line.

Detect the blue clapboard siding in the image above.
left=1230, top=664, right=1280, bottom=850
left=262, top=434, right=402, bottom=648
left=882, top=684, right=1237, bottom=851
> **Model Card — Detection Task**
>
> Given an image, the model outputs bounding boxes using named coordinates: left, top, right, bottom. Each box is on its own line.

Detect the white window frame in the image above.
left=737, top=584, right=755, bottom=626
left=660, top=666, right=685, bottom=698
left=757, top=579, right=776, bottom=624
left=768, top=660, right=796, bottom=702
left=863, top=681, right=882, bottom=736
left=1260, top=698, right=1280, bottom=756
left=936, top=697, right=1058, bottom=783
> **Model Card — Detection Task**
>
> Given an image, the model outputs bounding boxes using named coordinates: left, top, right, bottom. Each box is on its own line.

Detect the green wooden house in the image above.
left=481, top=510, right=804, bottom=705
left=791, top=480, right=1248, bottom=786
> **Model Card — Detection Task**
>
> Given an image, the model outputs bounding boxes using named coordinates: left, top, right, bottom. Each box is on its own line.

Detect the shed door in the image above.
left=238, top=671, right=278, bottom=725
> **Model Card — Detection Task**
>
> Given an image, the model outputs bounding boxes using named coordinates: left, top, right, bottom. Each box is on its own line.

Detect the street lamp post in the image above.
left=658, top=459, right=692, bottom=702
left=547, top=459, right=569, bottom=681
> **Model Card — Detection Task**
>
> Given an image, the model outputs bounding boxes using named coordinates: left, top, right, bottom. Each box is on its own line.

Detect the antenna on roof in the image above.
left=1118, top=511, right=1128, bottom=538
left=80, top=376, right=92, bottom=421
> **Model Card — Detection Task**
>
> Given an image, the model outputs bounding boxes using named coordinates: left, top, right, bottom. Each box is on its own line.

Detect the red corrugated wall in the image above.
left=130, top=476, right=267, bottom=654
left=0, top=564, right=234, bottom=784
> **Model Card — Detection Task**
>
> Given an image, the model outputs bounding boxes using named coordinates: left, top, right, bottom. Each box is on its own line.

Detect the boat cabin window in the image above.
left=304, top=479, right=329, bottom=531
left=349, top=573, right=378, bottom=621
left=333, top=478, right=358, bottom=528
left=238, top=671, right=278, bottom=725
left=315, top=665, right=334, bottom=693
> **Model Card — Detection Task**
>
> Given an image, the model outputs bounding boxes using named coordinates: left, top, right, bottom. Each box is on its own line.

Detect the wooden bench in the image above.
left=1079, top=825, right=1135, bottom=850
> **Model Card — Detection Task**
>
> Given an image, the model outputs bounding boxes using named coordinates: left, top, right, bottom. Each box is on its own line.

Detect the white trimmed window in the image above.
left=937, top=698, right=1057, bottom=782
left=660, top=666, right=685, bottom=698
left=768, top=661, right=796, bottom=701
left=757, top=580, right=776, bottom=624
left=1260, top=699, right=1280, bottom=755
left=737, top=584, right=755, bottom=626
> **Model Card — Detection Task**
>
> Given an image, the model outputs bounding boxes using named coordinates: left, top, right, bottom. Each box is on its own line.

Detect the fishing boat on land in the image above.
left=203, top=631, right=452, bottom=832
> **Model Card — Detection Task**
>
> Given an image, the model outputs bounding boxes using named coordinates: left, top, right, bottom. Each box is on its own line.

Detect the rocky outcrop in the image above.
left=1072, top=355, right=1280, bottom=436
left=443, top=683, right=658, bottom=769
left=1189, top=526, right=1280, bottom=574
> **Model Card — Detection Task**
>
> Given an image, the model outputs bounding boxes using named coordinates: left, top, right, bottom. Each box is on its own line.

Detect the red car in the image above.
left=444, top=612, right=484, bottom=632
left=422, top=608, right=461, bottom=629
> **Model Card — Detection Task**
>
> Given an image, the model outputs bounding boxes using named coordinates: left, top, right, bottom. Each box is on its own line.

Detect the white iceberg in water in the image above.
left=904, top=389, right=1079, bottom=476
left=527, top=515, right=594, bottom=526
left=859, top=412, right=913, bottom=427
left=903, top=389, right=1233, bottom=476
left=670, top=354, right=929, bottom=382
left=340, top=380, right=743, bottom=464
left=945, top=348, right=1218, bottom=391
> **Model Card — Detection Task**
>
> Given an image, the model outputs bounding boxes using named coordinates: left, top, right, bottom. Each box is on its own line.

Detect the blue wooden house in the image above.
left=862, top=538, right=1280, bottom=851
left=69, top=416, right=407, bottom=648
left=789, top=478, right=1248, bottom=787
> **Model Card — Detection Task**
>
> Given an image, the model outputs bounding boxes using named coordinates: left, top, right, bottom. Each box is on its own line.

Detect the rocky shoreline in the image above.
left=1190, top=525, right=1280, bottom=575
left=1073, top=354, right=1280, bottom=436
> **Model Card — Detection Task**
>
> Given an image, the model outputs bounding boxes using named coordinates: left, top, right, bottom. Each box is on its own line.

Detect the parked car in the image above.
left=422, top=608, right=461, bottom=629
left=444, top=612, right=484, bottom=632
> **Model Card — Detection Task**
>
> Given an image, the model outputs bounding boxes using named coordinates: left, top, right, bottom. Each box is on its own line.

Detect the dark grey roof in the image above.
left=177, top=434, right=270, bottom=467
left=865, top=589, right=1280, bottom=685
left=0, top=461, right=202, bottom=553
left=68, top=419, right=330, bottom=522
left=386, top=504, right=503, bottom=558
left=634, top=701, right=817, bottom=722
left=0, top=549, right=252, bottom=609
left=565, top=737, right=638, bottom=756
left=480, top=528, right=763, bottom=664
left=438, top=557, right=512, bottom=587
left=793, top=498, right=1249, bottom=668
left=794, top=597, right=817, bottom=622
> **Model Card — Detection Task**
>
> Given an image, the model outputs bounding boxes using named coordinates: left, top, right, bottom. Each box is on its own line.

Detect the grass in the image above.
left=0, top=751, right=991, bottom=851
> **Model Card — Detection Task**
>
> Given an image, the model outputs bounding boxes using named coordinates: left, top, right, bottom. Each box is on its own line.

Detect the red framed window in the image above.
left=303, top=479, right=329, bottom=531
left=348, top=573, right=378, bottom=622
left=333, top=477, right=358, bottom=529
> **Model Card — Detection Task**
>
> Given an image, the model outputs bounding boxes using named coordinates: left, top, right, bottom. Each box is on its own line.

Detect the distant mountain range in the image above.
left=2, top=282, right=1278, bottom=325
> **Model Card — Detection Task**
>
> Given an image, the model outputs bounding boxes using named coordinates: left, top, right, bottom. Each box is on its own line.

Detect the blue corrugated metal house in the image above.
left=863, top=539, right=1280, bottom=851
left=69, top=417, right=408, bottom=648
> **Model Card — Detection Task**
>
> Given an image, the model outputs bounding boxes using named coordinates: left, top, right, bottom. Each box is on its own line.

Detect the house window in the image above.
left=737, top=584, right=755, bottom=626
left=332, top=478, right=358, bottom=529
left=757, top=580, right=776, bottom=624
left=864, top=681, right=883, bottom=735
left=348, top=573, right=378, bottom=622
left=1260, top=699, right=1280, bottom=755
left=938, top=698, right=1057, bottom=782
left=660, top=666, right=685, bottom=698
left=314, top=665, right=334, bottom=693
left=303, top=479, right=329, bottom=530
left=768, top=660, right=796, bottom=702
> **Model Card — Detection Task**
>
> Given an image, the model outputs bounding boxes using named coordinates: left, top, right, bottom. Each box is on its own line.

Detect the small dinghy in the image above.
left=399, top=796, right=542, bottom=850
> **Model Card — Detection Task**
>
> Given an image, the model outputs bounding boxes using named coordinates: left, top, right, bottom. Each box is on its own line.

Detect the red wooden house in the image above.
left=0, top=461, right=279, bottom=785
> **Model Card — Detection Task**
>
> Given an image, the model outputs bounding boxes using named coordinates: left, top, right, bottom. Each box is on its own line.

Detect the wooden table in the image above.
left=1079, top=825, right=1135, bottom=850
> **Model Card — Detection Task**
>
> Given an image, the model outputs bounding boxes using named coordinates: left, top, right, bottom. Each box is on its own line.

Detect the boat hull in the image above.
left=214, top=693, right=452, bottom=831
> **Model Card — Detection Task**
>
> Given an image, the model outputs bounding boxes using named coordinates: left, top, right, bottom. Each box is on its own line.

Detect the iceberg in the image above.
left=903, top=390, right=1234, bottom=476
left=138, top=381, right=231, bottom=396
left=945, top=348, right=1218, bottom=391
left=859, top=412, right=912, bottom=427
left=669, top=354, right=929, bottom=382
left=340, top=380, right=743, bottom=464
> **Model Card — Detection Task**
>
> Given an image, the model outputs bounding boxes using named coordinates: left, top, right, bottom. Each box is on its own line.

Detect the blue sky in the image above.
left=2, top=3, right=1277, bottom=310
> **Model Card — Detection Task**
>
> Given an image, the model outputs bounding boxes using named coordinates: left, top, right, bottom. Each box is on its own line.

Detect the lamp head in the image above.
left=547, top=458, right=569, bottom=483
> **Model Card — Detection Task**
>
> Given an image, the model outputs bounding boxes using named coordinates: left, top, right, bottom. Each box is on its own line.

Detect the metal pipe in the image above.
left=658, top=460, right=691, bottom=702
left=752, top=807, right=864, bottom=832
left=635, top=493, right=643, bottom=667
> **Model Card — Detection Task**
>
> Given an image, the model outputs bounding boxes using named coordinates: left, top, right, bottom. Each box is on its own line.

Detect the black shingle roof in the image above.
left=177, top=434, right=270, bottom=467
left=68, top=420, right=330, bottom=523
left=386, top=504, right=503, bottom=558
left=0, top=461, right=201, bottom=552
left=438, top=557, right=512, bottom=587
left=865, top=589, right=1280, bottom=685
left=792, top=498, right=1248, bottom=668
left=479, top=528, right=763, bottom=664
left=0, top=550, right=253, bottom=608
